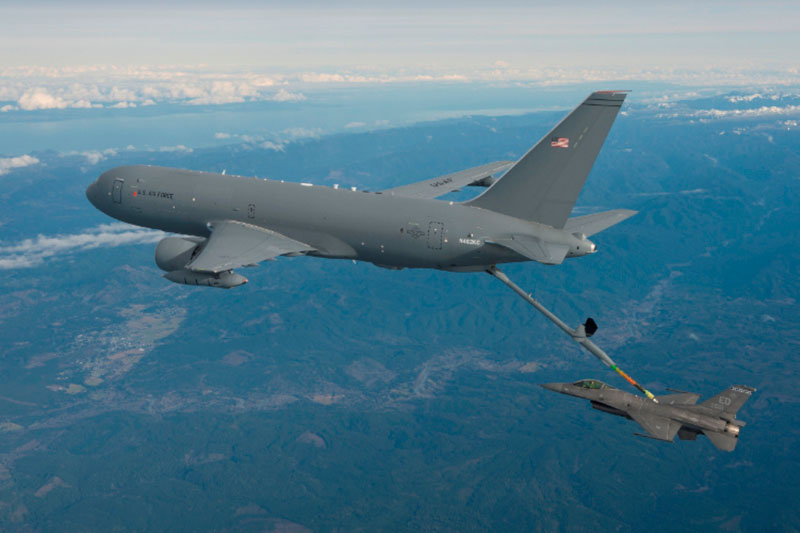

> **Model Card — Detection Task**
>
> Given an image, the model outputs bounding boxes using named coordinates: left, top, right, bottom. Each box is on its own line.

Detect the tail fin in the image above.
left=700, top=385, right=756, bottom=417
left=467, top=91, right=627, bottom=228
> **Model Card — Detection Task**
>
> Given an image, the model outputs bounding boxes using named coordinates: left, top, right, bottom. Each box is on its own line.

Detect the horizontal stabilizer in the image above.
left=563, top=209, right=638, bottom=237
left=704, top=431, right=738, bottom=452
left=488, top=235, right=569, bottom=265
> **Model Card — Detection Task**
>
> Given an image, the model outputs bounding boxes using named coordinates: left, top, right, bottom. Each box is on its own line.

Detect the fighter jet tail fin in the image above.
left=704, top=431, right=739, bottom=452
left=700, top=385, right=756, bottom=416
left=466, top=91, right=627, bottom=228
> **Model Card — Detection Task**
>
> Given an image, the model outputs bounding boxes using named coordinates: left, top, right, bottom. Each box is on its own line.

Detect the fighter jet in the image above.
left=86, top=91, right=634, bottom=288
left=541, top=380, right=756, bottom=451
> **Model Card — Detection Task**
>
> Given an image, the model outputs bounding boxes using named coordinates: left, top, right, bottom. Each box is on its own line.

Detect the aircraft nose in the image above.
left=86, top=181, right=97, bottom=206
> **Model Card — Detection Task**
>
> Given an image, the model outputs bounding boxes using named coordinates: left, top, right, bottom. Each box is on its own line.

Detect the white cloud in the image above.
left=344, top=121, right=366, bottom=129
left=727, top=93, right=781, bottom=103
left=157, top=145, right=193, bottom=153
left=259, top=141, right=285, bottom=152
left=0, top=154, right=40, bottom=175
left=214, top=132, right=231, bottom=139
left=697, top=105, right=800, bottom=118
left=17, top=88, right=69, bottom=110
left=282, top=127, right=322, bottom=139
left=2, top=63, right=800, bottom=115
left=0, top=223, right=164, bottom=270
left=270, top=89, right=306, bottom=102
left=660, top=104, right=800, bottom=120
left=62, top=148, right=117, bottom=165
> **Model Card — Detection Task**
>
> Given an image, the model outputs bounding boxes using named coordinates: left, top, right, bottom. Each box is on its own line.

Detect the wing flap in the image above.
left=384, top=161, right=513, bottom=200
left=488, top=235, right=569, bottom=265
left=187, top=220, right=314, bottom=273
left=629, top=411, right=681, bottom=442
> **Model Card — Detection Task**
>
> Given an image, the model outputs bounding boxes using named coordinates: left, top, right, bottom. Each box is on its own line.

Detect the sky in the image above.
left=1, top=1, right=799, bottom=152
left=2, top=1, right=799, bottom=72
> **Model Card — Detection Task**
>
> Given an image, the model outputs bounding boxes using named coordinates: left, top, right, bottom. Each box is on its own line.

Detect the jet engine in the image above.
left=154, top=236, right=247, bottom=289
left=155, top=236, right=204, bottom=272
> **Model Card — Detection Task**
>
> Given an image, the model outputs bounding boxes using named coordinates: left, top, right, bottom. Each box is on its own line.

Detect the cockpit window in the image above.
left=573, top=379, right=610, bottom=390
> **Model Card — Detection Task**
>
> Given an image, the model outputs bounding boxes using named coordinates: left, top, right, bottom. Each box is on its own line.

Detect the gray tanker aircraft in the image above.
left=86, top=91, right=635, bottom=288
left=541, top=380, right=756, bottom=451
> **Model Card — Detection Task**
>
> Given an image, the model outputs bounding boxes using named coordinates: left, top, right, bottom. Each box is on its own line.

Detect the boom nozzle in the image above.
left=583, top=318, right=598, bottom=337
left=487, top=265, right=658, bottom=402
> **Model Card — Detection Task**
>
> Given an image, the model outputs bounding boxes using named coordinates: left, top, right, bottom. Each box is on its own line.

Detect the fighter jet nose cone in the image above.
left=540, top=383, right=561, bottom=392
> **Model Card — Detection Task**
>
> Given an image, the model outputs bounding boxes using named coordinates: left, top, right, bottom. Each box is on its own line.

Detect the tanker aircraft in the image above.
left=86, top=91, right=634, bottom=288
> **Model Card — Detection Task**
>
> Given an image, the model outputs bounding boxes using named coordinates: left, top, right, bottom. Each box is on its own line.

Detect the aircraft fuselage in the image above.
left=87, top=165, right=592, bottom=271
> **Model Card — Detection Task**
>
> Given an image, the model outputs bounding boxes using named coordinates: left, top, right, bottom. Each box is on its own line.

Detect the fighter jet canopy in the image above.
left=572, top=379, right=614, bottom=390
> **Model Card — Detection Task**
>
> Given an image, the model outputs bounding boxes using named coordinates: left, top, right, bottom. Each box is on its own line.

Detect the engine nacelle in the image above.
left=163, top=269, right=247, bottom=289
left=155, top=236, right=204, bottom=272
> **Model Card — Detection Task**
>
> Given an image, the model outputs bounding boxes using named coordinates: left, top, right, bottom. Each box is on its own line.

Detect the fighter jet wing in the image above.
left=629, top=411, right=682, bottom=442
left=383, top=161, right=513, bottom=200
left=656, top=392, right=701, bottom=405
left=487, top=235, right=570, bottom=265
left=187, top=220, right=314, bottom=273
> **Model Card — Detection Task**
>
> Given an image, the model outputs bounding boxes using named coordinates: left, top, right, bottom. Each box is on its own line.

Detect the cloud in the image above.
left=344, top=121, right=366, bottom=129
left=63, top=148, right=117, bottom=165
left=3, top=63, right=800, bottom=115
left=214, top=132, right=231, bottom=139
left=282, top=127, right=322, bottom=139
left=259, top=141, right=285, bottom=152
left=17, top=88, right=69, bottom=110
left=0, top=66, right=293, bottom=111
left=693, top=105, right=800, bottom=118
left=157, top=145, right=193, bottom=153
left=659, top=104, right=800, bottom=120
left=269, top=89, right=306, bottom=102
left=0, top=223, right=164, bottom=270
left=0, top=154, right=40, bottom=175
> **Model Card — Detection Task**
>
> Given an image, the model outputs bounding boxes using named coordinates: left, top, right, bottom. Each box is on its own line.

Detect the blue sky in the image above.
left=1, top=1, right=799, bottom=154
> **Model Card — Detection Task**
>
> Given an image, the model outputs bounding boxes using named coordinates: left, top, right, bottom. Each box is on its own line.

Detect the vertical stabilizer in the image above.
left=467, top=91, right=626, bottom=228
left=700, top=385, right=756, bottom=417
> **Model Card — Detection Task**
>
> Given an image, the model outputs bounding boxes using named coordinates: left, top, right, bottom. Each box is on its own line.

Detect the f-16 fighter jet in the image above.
left=86, top=91, right=634, bottom=288
left=541, top=380, right=756, bottom=451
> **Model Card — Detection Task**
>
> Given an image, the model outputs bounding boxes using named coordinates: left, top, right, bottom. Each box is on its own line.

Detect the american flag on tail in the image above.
left=551, top=137, right=569, bottom=149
